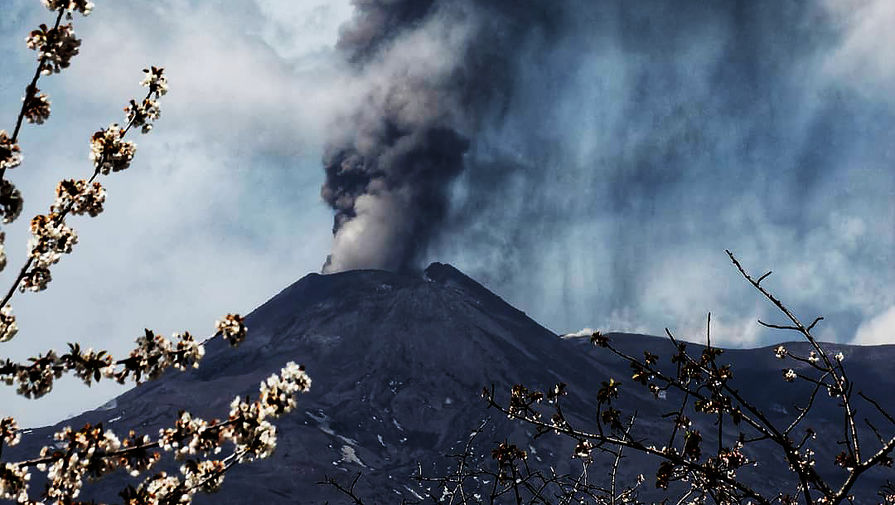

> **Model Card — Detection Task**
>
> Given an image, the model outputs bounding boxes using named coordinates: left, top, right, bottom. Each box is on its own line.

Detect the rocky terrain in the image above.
left=10, top=263, right=894, bottom=503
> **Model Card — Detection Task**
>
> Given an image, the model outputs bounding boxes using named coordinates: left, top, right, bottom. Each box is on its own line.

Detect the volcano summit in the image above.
left=11, top=263, right=894, bottom=503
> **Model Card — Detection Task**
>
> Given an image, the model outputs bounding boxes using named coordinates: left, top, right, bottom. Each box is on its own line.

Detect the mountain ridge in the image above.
left=8, top=263, right=893, bottom=504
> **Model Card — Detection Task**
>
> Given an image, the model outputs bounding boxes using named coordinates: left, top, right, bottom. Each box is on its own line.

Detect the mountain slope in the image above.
left=11, top=264, right=895, bottom=503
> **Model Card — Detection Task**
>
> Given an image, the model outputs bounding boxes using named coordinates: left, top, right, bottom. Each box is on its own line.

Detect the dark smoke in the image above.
left=335, top=0, right=437, bottom=60
left=321, top=0, right=558, bottom=272
left=319, top=0, right=894, bottom=348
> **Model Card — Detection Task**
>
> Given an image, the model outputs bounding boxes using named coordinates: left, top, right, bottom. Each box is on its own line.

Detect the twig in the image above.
left=1, top=7, right=67, bottom=184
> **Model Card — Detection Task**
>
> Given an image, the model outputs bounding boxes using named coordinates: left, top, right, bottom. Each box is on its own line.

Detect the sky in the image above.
left=0, top=0, right=892, bottom=427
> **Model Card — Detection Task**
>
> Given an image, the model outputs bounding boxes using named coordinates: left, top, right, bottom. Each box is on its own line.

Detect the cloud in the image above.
left=560, top=327, right=597, bottom=339
left=2, top=0, right=893, bottom=428
left=429, top=0, right=895, bottom=348
left=822, top=0, right=895, bottom=103
left=0, top=0, right=352, bottom=426
left=853, top=306, right=895, bottom=346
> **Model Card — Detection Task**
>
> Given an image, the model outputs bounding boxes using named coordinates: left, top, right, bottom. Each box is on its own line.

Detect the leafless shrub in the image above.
left=326, top=252, right=893, bottom=505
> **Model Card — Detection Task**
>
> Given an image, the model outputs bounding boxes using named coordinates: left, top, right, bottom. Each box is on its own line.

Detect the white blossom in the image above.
left=42, top=0, right=94, bottom=15
left=182, top=459, right=226, bottom=493
left=125, top=97, right=161, bottom=134
left=215, top=314, right=246, bottom=347
left=28, top=213, right=78, bottom=269
left=773, top=345, right=786, bottom=359
left=0, top=463, right=29, bottom=503
left=26, top=23, right=81, bottom=75
left=52, top=179, right=105, bottom=216
left=0, top=305, right=18, bottom=343
left=170, top=332, right=205, bottom=371
left=89, top=123, right=136, bottom=174
left=0, top=417, right=20, bottom=447
left=0, top=181, right=23, bottom=225
left=19, top=265, right=51, bottom=293
left=140, top=66, right=168, bottom=97
left=23, top=90, right=51, bottom=124
left=0, top=131, right=22, bottom=170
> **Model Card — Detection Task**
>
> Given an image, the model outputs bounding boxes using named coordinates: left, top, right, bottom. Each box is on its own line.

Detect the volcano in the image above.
left=11, top=263, right=895, bottom=504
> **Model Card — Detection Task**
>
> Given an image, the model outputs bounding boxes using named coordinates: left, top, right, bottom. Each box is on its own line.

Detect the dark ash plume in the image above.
left=321, top=0, right=557, bottom=273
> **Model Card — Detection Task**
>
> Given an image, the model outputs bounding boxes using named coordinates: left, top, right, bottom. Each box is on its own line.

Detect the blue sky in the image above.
left=0, top=0, right=352, bottom=426
left=0, top=0, right=893, bottom=426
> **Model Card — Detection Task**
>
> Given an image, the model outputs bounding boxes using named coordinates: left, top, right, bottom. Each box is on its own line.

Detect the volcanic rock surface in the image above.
left=11, top=263, right=895, bottom=503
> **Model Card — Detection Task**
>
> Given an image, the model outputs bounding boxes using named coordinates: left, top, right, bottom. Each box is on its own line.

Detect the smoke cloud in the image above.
left=320, top=0, right=557, bottom=272
left=319, top=0, right=893, bottom=346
